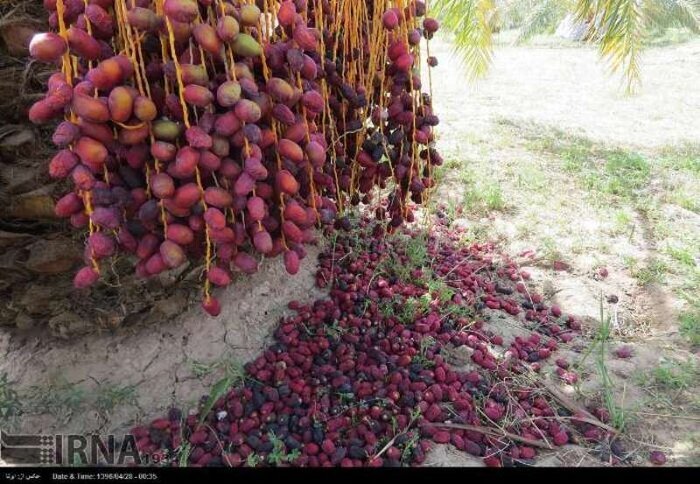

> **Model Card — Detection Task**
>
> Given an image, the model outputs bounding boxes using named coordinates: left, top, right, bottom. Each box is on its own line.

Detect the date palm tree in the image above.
left=431, top=0, right=700, bottom=92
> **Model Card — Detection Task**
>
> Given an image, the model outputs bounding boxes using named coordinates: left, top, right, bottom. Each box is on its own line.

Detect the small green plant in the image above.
left=336, top=391, right=356, bottom=406
left=646, top=359, right=698, bottom=391
left=441, top=303, right=475, bottom=322
left=457, top=222, right=491, bottom=246
left=412, top=336, right=437, bottom=368
left=659, top=143, right=700, bottom=174
left=28, top=377, right=85, bottom=422
left=400, top=432, right=421, bottom=462
left=246, top=452, right=263, bottom=467
left=668, top=189, right=700, bottom=213
left=177, top=443, right=192, bottom=467
left=514, top=164, right=548, bottom=192
left=516, top=124, right=653, bottom=202
left=611, top=209, right=634, bottom=236
left=463, top=181, right=506, bottom=213
left=444, top=196, right=459, bottom=226
left=266, top=432, right=300, bottom=466
left=540, top=236, right=564, bottom=264
left=561, top=141, right=593, bottom=172
left=94, top=382, right=138, bottom=417
left=379, top=299, right=396, bottom=319
left=325, top=319, right=349, bottom=340
left=405, top=233, right=429, bottom=269
left=426, top=278, right=456, bottom=305
left=665, top=244, right=696, bottom=268
left=199, top=361, right=246, bottom=424
left=577, top=297, right=628, bottom=431
left=443, top=158, right=462, bottom=170
left=400, top=293, right=433, bottom=324
left=380, top=231, right=431, bottom=283
left=679, top=310, right=700, bottom=347
left=189, top=358, right=223, bottom=378
left=633, top=259, right=668, bottom=286
left=593, top=151, right=650, bottom=199
left=398, top=297, right=420, bottom=324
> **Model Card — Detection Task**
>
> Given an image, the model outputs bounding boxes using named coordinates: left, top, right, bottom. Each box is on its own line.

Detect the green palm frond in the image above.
left=575, top=0, right=647, bottom=93
left=434, top=0, right=696, bottom=92
left=646, top=0, right=700, bottom=32
left=432, top=0, right=496, bottom=79
left=497, top=0, right=530, bottom=29
left=514, top=0, right=572, bottom=43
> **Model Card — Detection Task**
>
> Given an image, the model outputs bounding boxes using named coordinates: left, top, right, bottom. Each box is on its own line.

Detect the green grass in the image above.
left=404, top=233, right=430, bottom=269
left=646, top=27, right=700, bottom=47
left=433, top=157, right=463, bottom=188
left=540, top=236, right=565, bottom=264
left=614, top=210, right=633, bottom=225
left=582, top=151, right=651, bottom=199
left=640, top=359, right=698, bottom=391
left=677, top=272, right=700, bottom=310
left=425, top=277, right=456, bottom=305
left=458, top=169, right=507, bottom=214
left=4, top=376, right=157, bottom=433
left=577, top=299, right=630, bottom=431
left=442, top=196, right=459, bottom=226
left=27, top=377, right=85, bottom=422
left=397, top=297, right=428, bottom=324
left=659, top=143, right=700, bottom=174
left=413, top=336, right=437, bottom=368
left=624, top=256, right=669, bottom=286
left=664, top=244, right=697, bottom=268
left=559, top=140, right=594, bottom=173
left=457, top=221, right=492, bottom=245
left=679, top=310, right=700, bottom=347
left=267, top=432, right=301, bottom=466
left=372, top=229, right=470, bottom=327
left=513, top=163, right=549, bottom=192
left=379, top=232, right=430, bottom=283
left=667, top=189, right=700, bottom=213
left=516, top=124, right=593, bottom=171
left=246, top=453, right=263, bottom=467
left=505, top=123, right=699, bottom=211
left=94, top=383, right=138, bottom=417
left=188, top=358, right=224, bottom=378
left=611, top=209, right=634, bottom=236
left=465, top=182, right=506, bottom=213
left=508, top=122, right=656, bottom=203
left=177, top=443, right=192, bottom=467
left=657, top=144, right=700, bottom=212
left=442, top=157, right=463, bottom=171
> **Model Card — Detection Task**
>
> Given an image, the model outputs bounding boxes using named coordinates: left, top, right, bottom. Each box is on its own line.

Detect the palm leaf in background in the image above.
left=431, top=0, right=700, bottom=92
left=574, top=0, right=646, bottom=92
left=645, top=0, right=700, bottom=33
left=512, top=0, right=573, bottom=42
left=432, top=0, right=497, bottom=79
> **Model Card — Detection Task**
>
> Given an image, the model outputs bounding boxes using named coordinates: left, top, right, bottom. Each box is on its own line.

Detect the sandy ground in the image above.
left=428, top=36, right=699, bottom=466
left=430, top=37, right=700, bottom=150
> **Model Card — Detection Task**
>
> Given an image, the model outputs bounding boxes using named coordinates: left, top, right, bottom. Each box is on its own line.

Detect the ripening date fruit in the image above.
left=36, top=0, right=443, bottom=317
left=134, top=217, right=585, bottom=468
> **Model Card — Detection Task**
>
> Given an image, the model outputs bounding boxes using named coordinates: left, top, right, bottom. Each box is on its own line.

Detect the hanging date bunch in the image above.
left=28, top=0, right=442, bottom=316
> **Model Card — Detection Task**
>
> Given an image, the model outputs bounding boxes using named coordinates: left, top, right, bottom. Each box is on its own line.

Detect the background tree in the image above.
left=431, top=0, right=700, bottom=92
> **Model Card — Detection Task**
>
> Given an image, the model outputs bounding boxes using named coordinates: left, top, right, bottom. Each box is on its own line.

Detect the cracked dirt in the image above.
left=0, top=245, right=325, bottom=438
